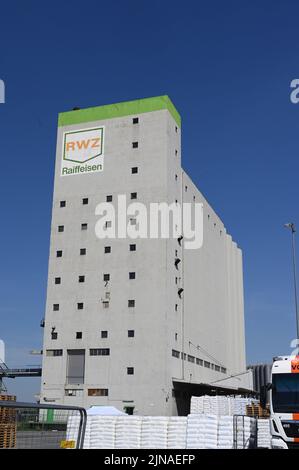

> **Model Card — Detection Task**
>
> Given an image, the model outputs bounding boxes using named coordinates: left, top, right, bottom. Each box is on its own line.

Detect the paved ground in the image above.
left=16, top=430, right=66, bottom=449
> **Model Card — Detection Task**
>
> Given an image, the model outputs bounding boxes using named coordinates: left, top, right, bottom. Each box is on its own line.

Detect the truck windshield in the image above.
left=272, top=373, right=299, bottom=413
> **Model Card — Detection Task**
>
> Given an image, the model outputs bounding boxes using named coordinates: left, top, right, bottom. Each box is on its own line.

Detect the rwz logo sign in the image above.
left=291, top=358, right=299, bottom=373
left=61, top=127, right=104, bottom=176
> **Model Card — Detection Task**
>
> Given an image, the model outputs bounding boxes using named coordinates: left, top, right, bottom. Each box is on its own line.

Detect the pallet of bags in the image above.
left=186, top=414, right=205, bottom=449
left=167, top=417, right=187, bottom=449
left=257, top=419, right=271, bottom=448
left=115, top=416, right=142, bottom=449
left=209, top=397, right=219, bottom=415
left=203, top=396, right=213, bottom=414
left=234, top=416, right=256, bottom=449
left=82, top=415, right=92, bottom=449
left=190, top=396, right=204, bottom=414
left=89, top=416, right=116, bottom=449
left=217, top=396, right=230, bottom=416
left=186, top=414, right=218, bottom=449
left=217, top=416, right=234, bottom=449
left=141, top=416, right=169, bottom=449
left=66, top=415, right=81, bottom=447
left=202, top=414, right=218, bottom=449
left=190, top=395, right=231, bottom=417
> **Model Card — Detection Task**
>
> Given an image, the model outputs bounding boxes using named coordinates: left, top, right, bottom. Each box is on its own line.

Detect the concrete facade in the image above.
left=40, top=96, right=251, bottom=415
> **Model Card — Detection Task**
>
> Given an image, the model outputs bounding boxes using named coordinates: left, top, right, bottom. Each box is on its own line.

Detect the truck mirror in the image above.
left=260, top=385, right=267, bottom=409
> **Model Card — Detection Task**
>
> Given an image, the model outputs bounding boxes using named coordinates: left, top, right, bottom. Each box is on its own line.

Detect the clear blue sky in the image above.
left=1, top=0, right=299, bottom=400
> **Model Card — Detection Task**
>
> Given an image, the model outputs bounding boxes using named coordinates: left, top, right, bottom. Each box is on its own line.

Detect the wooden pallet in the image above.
left=0, top=395, right=16, bottom=401
left=0, top=395, right=16, bottom=425
left=0, top=396, right=17, bottom=447
left=246, top=403, right=270, bottom=418
left=0, top=409, right=16, bottom=423
left=0, top=424, right=16, bottom=448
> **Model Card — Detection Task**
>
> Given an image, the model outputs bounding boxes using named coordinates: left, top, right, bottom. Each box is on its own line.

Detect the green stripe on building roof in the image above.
left=58, top=95, right=181, bottom=128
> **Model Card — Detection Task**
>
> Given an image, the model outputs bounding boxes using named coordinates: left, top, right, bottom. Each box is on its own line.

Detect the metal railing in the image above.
left=0, top=401, right=87, bottom=449
left=233, top=414, right=258, bottom=449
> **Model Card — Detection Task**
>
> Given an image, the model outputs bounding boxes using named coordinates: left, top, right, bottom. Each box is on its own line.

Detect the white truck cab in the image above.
left=265, top=355, right=299, bottom=449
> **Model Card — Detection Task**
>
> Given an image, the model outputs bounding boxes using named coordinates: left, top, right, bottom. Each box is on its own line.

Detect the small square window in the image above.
left=104, top=246, right=111, bottom=254
left=51, top=332, right=58, bottom=340
left=53, top=304, right=59, bottom=311
left=102, top=301, right=109, bottom=308
left=58, top=225, right=64, bottom=232
left=78, top=275, right=85, bottom=283
left=81, top=223, right=88, bottom=230
left=130, top=192, right=137, bottom=200
left=60, top=200, right=66, bottom=208
left=130, top=218, right=137, bottom=226
left=77, top=303, right=84, bottom=310
left=129, top=272, right=135, bottom=279
left=76, top=332, right=82, bottom=339
left=132, top=142, right=138, bottom=148
left=127, top=367, right=134, bottom=375
left=128, top=330, right=135, bottom=337
left=55, top=277, right=61, bottom=285
left=106, top=195, right=113, bottom=202
left=80, top=248, right=86, bottom=255
left=131, top=167, right=138, bottom=174
left=56, top=250, right=62, bottom=258
left=82, top=198, right=88, bottom=205
left=101, top=330, right=108, bottom=338
left=103, top=274, right=110, bottom=282
left=133, top=117, right=139, bottom=124
left=105, top=221, right=112, bottom=228
left=128, top=300, right=135, bottom=308
left=129, top=244, right=136, bottom=251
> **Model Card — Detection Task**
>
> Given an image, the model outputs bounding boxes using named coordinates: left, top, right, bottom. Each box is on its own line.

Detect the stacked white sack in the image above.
left=186, top=414, right=218, bottom=449
left=234, top=416, right=255, bottom=449
left=89, top=416, right=116, bottom=449
left=167, top=417, right=187, bottom=449
left=141, top=417, right=169, bottom=449
left=209, top=397, right=219, bottom=415
left=202, top=414, right=218, bottom=449
left=115, top=416, right=142, bottom=449
left=190, top=396, right=204, bottom=414
left=190, top=396, right=215, bottom=415
left=65, top=414, right=92, bottom=448
left=217, top=416, right=234, bottom=449
left=217, top=396, right=230, bottom=416
left=257, top=419, right=271, bottom=448
left=191, top=395, right=259, bottom=416
left=186, top=414, right=205, bottom=449
left=230, top=397, right=253, bottom=416
left=82, top=416, right=92, bottom=449
left=66, top=415, right=80, bottom=447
